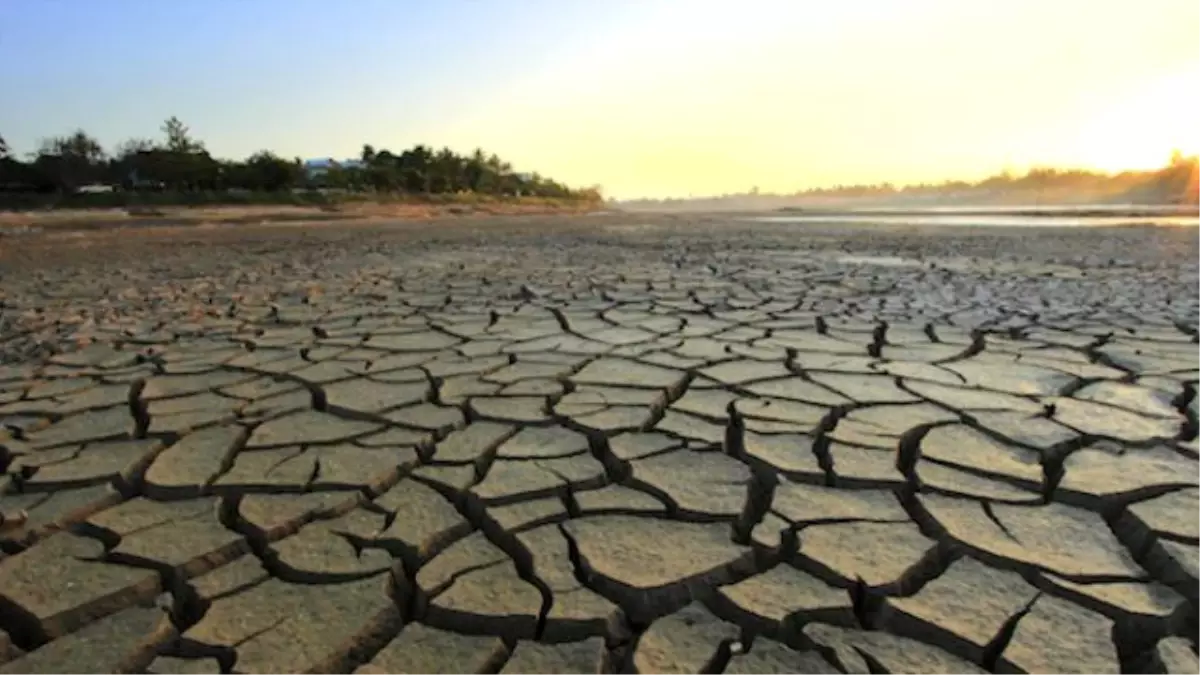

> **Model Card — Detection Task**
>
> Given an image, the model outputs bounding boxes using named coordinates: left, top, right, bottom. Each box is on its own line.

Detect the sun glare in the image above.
left=1068, top=64, right=1200, bottom=173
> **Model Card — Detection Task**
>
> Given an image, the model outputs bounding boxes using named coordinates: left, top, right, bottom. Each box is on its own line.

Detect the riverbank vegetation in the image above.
left=620, top=153, right=1200, bottom=211
left=0, top=117, right=603, bottom=210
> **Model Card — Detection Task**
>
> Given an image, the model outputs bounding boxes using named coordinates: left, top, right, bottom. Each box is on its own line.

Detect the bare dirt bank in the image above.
left=0, top=200, right=605, bottom=234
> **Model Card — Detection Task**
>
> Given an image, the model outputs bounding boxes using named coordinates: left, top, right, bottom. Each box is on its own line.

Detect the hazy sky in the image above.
left=1, top=0, right=1196, bottom=198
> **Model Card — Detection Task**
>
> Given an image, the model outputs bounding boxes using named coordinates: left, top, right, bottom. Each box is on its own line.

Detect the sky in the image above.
left=1, top=0, right=1197, bottom=199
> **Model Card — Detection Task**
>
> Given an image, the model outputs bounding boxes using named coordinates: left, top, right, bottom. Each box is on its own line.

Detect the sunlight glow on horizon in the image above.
left=452, top=0, right=1200, bottom=199
left=1061, top=64, right=1200, bottom=173
left=1, top=0, right=1196, bottom=200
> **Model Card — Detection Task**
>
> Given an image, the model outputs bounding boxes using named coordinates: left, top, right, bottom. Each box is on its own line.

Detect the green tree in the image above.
left=114, top=138, right=156, bottom=158
left=110, top=137, right=157, bottom=187
left=35, top=130, right=106, bottom=192
left=464, top=148, right=489, bottom=192
left=0, top=134, right=34, bottom=190
left=243, top=151, right=303, bottom=191
left=0, top=120, right=600, bottom=204
left=364, top=149, right=399, bottom=191
left=162, top=116, right=203, bottom=154
left=429, top=147, right=464, bottom=193
left=42, top=130, right=105, bottom=164
left=366, top=164, right=397, bottom=192
left=483, top=153, right=518, bottom=196
left=399, top=145, right=432, bottom=193
left=155, top=117, right=218, bottom=190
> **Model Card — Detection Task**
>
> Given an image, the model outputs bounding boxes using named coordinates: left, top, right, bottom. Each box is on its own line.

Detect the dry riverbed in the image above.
left=0, top=201, right=601, bottom=235
left=0, top=213, right=1196, bottom=673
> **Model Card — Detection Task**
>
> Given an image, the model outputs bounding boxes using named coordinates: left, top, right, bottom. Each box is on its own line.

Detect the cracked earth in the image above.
left=0, top=214, right=1197, bottom=673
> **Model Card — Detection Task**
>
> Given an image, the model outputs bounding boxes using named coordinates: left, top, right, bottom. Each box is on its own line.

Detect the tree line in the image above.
left=621, top=152, right=1200, bottom=209
left=0, top=117, right=602, bottom=206
left=788, top=152, right=1199, bottom=203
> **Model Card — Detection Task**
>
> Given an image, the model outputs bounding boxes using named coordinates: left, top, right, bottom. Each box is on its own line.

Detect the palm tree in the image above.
left=429, top=147, right=460, bottom=193
left=466, top=148, right=487, bottom=192
left=399, top=145, right=432, bottom=193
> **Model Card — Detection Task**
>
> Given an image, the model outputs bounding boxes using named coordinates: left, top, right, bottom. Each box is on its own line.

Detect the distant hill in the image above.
left=302, top=158, right=364, bottom=179
left=303, top=158, right=365, bottom=169
left=619, top=155, right=1200, bottom=212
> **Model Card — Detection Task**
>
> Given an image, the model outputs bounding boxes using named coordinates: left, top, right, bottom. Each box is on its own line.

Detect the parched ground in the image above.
left=0, top=213, right=1197, bottom=673
left=0, top=201, right=598, bottom=235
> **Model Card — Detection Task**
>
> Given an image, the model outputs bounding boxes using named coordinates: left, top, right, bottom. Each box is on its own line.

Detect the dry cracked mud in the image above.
left=0, top=213, right=1197, bottom=673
